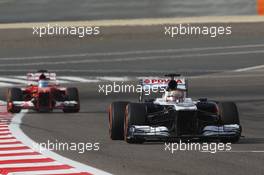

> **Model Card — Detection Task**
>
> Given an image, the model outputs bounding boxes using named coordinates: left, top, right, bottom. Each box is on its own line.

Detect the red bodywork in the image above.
left=21, top=84, right=66, bottom=111
left=7, top=72, right=80, bottom=113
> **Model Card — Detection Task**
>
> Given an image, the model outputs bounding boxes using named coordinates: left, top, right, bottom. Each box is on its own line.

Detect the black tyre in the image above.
left=109, top=102, right=129, bottom=140
left=7, top=88, right=23, bottom=113
left=218, top=102, right=241, bottom=143
left=124, top=103, right=147, bottom=143
left=218, top=102, right=240, bottom=125
left=63, top=87, right=80, bottom=113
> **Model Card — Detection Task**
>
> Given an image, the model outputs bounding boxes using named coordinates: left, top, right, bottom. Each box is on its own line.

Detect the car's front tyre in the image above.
left=7, top=88, right=23, bottom=113
left=63, top=87, right=80, bottom=113
left=124, top=103, right=147, bottom=144
left=218, top=101, right=241, bottom=143
left=108, top=101, right=129, bottom=140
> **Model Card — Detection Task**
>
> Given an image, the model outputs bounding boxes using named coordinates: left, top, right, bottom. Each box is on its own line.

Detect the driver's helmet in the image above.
left=38, top=80, right=49, bottom=88
left=164, top=90, right=184, bottom=102
left=39, top=73, right=47, bottom=80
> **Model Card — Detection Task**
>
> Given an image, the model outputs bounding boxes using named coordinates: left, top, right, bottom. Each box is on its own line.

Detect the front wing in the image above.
left=127, top=124, right=241, bottom=141
left=11, top=100, right=78, bottom=110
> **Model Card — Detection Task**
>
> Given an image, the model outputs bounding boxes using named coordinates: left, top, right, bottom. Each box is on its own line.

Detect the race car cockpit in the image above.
left=163, top=79, right=184, bottom=102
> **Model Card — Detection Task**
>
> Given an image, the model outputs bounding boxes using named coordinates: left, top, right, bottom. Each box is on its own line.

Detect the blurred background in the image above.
left=0, top=0, right=256, bottom=23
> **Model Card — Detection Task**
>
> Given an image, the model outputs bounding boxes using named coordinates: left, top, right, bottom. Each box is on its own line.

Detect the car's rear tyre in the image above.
left=109, top=102, right=129, bottom=140
left=63, top=87, right=80, bottom=113
left=124, top=103, right=146, bottom=144
left=7, top=88, right=23, bottom=113
left=218, top=102, right=241, bottom=143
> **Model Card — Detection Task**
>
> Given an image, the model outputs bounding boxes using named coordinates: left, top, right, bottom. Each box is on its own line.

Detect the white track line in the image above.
left=0, top=155, right=47, bottom=161
left=216, top=150, right=264, bottom=153
left=0, top=149, right=34, bottom=154
left=15, top=75, right=97, bottom=83
left=0, top=143, right=24, bottom=148
left=0, top=135, right=13, bottom=139
left=0, top=123, right=9, bottom=125
left=8, top=168, right=83, bottom=175
left=59, top=76, right=100, bottom=83
left=96, top=76, right=130, bottom=81
left=1, top=73, right=264, bottom=88
left=234, top=64, right=264, bottom=72
left=0, top=124, right=10, bottom=127
left=0, top=162, right=63, bottom=168
left=56, top=80, right=71, bottom=84
left=0, top=128, right=10, bottom=130
left=8, top=109, right=112, bottom=175
left=0, top=77, right=28, bottom=84
left=1, top=49, right=264, bottom=67
left=0, top=99, right=112, bottom=174
left=0, top=139, right=19, bottom=143
left=13, top=76, right=27, bottom=79
left=0, top=131, right=11, bottom=134
left=0, top=119, right=11, bottom=121
left=0, top=43, right=263, bottom=61
left=0, top=82, right=14, bottom=87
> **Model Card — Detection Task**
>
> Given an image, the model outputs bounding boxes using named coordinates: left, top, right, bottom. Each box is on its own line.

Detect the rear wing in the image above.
left=139, top=77, right=188, bottom=101
left=140, top=77, right=187, bottom=90
left=27, top=72, right=57, bottom=85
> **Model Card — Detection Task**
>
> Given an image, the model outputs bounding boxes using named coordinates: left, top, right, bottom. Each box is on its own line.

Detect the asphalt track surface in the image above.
left=0, top=0, right=255, bottom=23
left=0, top=22, right=264, bottom=175
left=1, top=22, right=264, bottom=76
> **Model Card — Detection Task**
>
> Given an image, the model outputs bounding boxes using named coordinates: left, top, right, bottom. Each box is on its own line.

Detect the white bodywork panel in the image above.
left=154, top=97, right=197, bottom=111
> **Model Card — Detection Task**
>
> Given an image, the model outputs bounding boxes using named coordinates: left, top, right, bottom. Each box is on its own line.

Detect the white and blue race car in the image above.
left=108, top=74, right=241, bottom=144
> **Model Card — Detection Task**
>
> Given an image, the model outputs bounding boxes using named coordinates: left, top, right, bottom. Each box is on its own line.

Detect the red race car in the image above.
left=6, top=70, right=80, bottom=113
